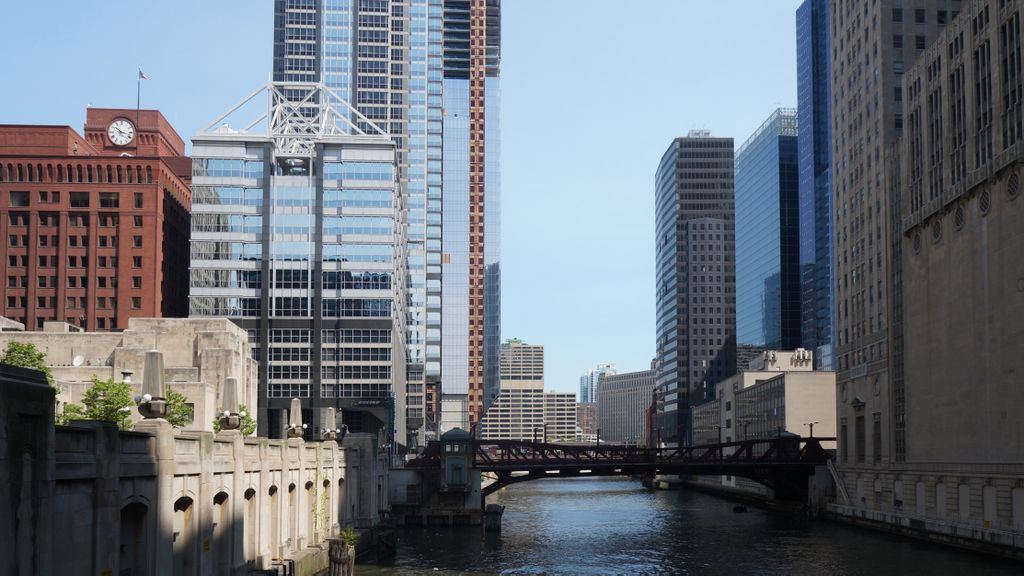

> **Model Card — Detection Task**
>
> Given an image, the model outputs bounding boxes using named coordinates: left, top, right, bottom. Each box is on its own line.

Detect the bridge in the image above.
left=408, top=436, right=834, bottom=501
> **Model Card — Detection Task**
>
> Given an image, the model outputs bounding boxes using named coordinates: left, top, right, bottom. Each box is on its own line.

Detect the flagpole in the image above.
left=136, top=69, right=141, bottom=127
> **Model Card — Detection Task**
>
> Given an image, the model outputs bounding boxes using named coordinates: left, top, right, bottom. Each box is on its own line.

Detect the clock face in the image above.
left=108, top=119, right=135, bottom=146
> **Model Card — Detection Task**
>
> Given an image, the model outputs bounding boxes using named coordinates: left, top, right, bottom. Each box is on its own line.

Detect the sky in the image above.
left=0, top=0, right=800, bottom=396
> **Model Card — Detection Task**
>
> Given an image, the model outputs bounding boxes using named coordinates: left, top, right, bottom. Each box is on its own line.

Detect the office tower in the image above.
left=189, top=83, right=406, bottom=443
left=833, top=0, right=1024, bottom=542
left=0, top=108, right=191, bottom=331
left=735, top=109, right=801, bottom=351
left=830, top=1, right=959, bottom=475
left=480, top=339, right=575, bottom=441
left=796, top=0, right=834, bottom=370
left=272, top=0, right=502, bottom=441
left=578, top=363, right=616, bottom=403
left=441, top=0, right=503, bottom=433
left=596, top=365, right=656, bottom=445
left=654, top=131, right=736, bottom=446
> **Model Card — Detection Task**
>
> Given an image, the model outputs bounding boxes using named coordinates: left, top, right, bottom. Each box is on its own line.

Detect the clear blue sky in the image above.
left=0, top=1, right=800, bottom=396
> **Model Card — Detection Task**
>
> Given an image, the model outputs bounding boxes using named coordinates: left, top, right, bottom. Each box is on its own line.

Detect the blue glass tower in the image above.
left=796, top=0, right=833, bottom=369
left=735, top=109, right=801, bottom=351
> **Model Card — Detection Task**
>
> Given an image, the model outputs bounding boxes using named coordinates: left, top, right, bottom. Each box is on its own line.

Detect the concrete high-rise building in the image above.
left=596, top=365, right=656, bottom=445
left=828, top=0, right=1024, bottom=551
left=796, top=0, right=835, bottom=370
left=735, top=109, right=801, bottom=351
left=654, top=131, right=737, bottom=446
left=829, top=0, right=960, bottom=478
left=480, top=339, right=575, bottom=441
left=273, top=0, right=502, bottom=440
left=0, top=109, right=191, bottom=331
left=578, top=363, right=615, bottom=403
left=188, top=82, right=407, bottom=444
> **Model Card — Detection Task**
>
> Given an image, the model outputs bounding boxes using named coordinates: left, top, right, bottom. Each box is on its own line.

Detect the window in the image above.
left=132, top=276, right=142, bottom=288
left=915, top=8, right=925, bottom=24
left=70, top=192, right=89, bottom=207
left=99, top=192, right=119, bottom=208
left=893, top=34, right=903, bottom=49
left=132, top=256, right=142, bottom=268
left=38, top=191, right=47, bottom=203
left=9, top=191, right=28, bottom=207
left=893, top=8, right=903, bottom=22
left=131, top=297, right=141, bottom=309
left=133, top=216, right=143, bottom=227
left=132, top=236, right=143, bottom=248
left=938, top=10, right=948, bottom=25
left=916, top=35, right=926, bottom=50
left=134, top=192, right=143, bottom=208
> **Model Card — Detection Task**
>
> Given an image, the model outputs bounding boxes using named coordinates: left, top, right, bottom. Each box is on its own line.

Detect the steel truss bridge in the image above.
left=409, top=436, right=834, bottom=500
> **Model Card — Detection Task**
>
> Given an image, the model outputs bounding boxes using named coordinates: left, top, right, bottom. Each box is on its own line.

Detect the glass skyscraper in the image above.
left=654, top=132, right=736, bottom=447
left=189, top=84, right=405, bottom=443
left=796, top=0, right=833, bottom=370
left=268, top=0, right=501, bottom=445
left=735, top=109, right=801, bottom=351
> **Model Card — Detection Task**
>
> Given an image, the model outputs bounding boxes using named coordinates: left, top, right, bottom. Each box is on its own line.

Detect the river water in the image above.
left=360, top=477, right=1022, bottom=575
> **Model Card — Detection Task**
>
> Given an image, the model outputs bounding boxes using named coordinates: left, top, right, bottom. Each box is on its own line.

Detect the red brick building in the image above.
left=0, top=108, right=191, bottom=331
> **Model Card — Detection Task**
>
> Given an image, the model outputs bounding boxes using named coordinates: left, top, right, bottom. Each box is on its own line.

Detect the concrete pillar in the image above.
left=221, top=429, right=246, bottom=576
left=0, top=366, right=55, bottom=576
left=66, top=420, right=122, bottom=575
left=134, top=418, right=176, bottom=574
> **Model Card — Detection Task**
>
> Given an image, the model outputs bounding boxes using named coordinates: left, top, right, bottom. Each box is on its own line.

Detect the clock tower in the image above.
left=83, top=108, right=186, bottom=158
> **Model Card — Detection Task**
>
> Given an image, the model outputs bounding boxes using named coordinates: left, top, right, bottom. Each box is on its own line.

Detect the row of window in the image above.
left=6, top=295, right=142, bottom=310
left=7, top=213, right=145, bottom=228
left=7, top=255, right=145, bottom=269
left=0, top=163, right=153, bottom=185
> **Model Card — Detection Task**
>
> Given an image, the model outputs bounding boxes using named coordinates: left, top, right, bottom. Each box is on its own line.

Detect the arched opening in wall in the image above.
left=117, top=165, right=124, bottom=183
left=76, top=165, right=83, bottom=183
left=172, top=496, right=195, bottom=576
left=268, top=485, right=280, bottom=559
left=26, top=163, right=34, bottom=182
left=146, top=166, right=153, bottom=183
left=119, top=502, right=148, bottom=576
left=107, top=165, right=113, bottom=183
left=95, top=164, right=103, bottom=183
left=323, top=479, right=332, bottom=536
left=86, top=165, right=93, bottom=183
left=46, top=164, right=53, bottom=182
left=37, top=164, right=43, bottom=182
left=288, top=483, right=297, bottom=550
left=212, top=491, right=231, bottom=574
left=56, top=164, right=63, bottom=182
left=136, top=166, right=143, bottom=183
left=243, top=488, right=257, bottom=567
left=305, top=480, right=315, bottom=543
left=337, top=478, right=346, bottom=528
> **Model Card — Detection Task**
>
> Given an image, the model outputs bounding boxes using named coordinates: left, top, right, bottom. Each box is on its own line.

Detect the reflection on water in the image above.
left=361, top=477, right=1022, bottom=575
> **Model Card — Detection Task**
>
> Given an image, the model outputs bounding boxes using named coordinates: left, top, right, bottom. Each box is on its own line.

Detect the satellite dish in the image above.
left=72, top=355, right=85, bottom=367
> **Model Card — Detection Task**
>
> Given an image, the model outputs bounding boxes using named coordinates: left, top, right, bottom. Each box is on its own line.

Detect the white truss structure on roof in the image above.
left=198, top=81, right=389, bottom=156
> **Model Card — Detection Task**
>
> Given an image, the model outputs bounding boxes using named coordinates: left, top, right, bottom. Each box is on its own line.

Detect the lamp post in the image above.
left=804, top=421, right=820, bottom=438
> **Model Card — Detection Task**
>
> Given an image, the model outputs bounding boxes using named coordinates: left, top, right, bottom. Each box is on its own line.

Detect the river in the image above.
left=359, top=477, right=1022, bottom=575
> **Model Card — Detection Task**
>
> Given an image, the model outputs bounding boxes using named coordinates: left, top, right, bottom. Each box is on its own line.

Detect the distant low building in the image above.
left=480, top=340, right=576, bottom=441
left=576, top=402, right=597, bottom=436
left=596, top=363, right=656, bottom=445
left=691, top=349, right=835, bottom=495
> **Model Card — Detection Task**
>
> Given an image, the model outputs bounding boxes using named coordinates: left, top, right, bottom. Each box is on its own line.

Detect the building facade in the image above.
left=0, top=109, right=191, bottom=332
left=0, top=317, right=258, bottom=432
left=796, top=0, right=835, bottom=370
left=829, top=0, right=961, bottom=506
left=578, top=362, right=615, bottom=404
left=596, top=365, right=656, bottom=445
left=273, top=0, right=502, bottom=438
left=576, top=402, right=596, bottom=436
left=188, top=83, right=409, bottom=445
left=691, top=349, right=835, bottom=496
left=654, top=132, right=737, bottom=446
left=735, top=109, right=802, bottom=351
left=828, top=0, right=1024, bottom=553
left=480, top=339, right=575, bottom=441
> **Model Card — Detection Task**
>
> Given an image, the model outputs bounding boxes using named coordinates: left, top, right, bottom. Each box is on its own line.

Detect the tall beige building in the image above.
left=480, top=339, right=575, bottom=441
left=830, top=0, right=1024, bottom=551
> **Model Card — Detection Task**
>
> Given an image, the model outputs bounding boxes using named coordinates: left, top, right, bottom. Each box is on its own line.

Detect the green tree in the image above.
left=212, top=403, right=257, bottom=436
left=165, top=388, right=194, bottom=428
left=60, top=376, right=134, bottom=430
left=0, top=341, right=55, bottom=387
